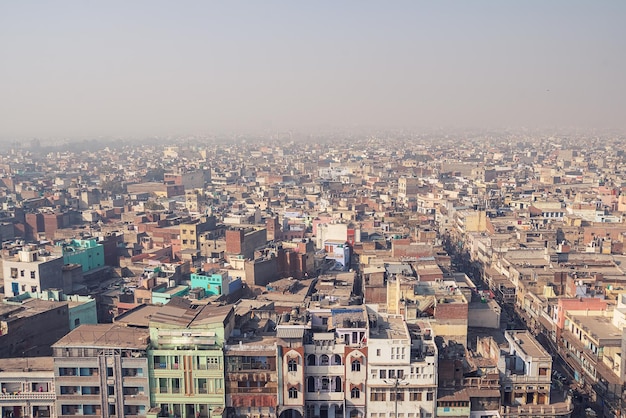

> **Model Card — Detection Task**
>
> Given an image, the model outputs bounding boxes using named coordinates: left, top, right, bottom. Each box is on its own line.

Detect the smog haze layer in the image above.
left=1, top=1, right=625, bottom=140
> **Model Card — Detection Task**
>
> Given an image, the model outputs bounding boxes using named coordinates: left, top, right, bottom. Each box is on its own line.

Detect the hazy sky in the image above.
left=1, top=1, right=625, bottom=139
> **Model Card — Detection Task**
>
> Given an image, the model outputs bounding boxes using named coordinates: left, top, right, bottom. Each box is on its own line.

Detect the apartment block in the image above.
left=52, top=324, right=151, bottom=418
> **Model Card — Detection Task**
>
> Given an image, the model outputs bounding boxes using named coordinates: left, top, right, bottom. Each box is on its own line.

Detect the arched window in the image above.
left=307, top=376, right=316, bottom=392
left=351, top=387, right=360, bottom=399
left=320, top=354, right=329, bottom=365
left=307, top=354, right=316, bottom=366
left=334, top=376, right=342, bottom=393
left=288, top=359, right=298, bottom=372
left=351, top=359, right=361, bottom=372
left=333, top=354, right=342, bottom=365
left=288, top=387, right=298, bottom=399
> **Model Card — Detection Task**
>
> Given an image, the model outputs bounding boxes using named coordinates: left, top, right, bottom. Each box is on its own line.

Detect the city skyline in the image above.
left=1, top=1, right=626, bottom=139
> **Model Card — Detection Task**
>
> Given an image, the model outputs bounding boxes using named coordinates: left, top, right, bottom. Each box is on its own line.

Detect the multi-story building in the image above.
left=0, top=298, right=70, bottom=358
left=500, top=331, right=556, bottom=412
left=148, top=303, right=234, bottom=418
left=303, top=307, right=369, bottom=418
left=224, top=336, right=279, bottom=418
left=56, top=239, right=105, bottom=273
left=0, top=357, right=56, bottom=418
left=52, top=324, right=151, bottom=418
left=2, top=248, right=65, bottom=297
left=366, top=314, right=437, bottom=418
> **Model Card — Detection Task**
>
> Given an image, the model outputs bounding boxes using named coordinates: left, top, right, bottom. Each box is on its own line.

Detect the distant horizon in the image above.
left=2, top=1, right=625, bottom=140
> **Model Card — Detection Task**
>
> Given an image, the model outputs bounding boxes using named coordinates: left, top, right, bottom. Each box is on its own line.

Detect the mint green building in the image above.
left=147, top=303, right=235, bottom=418
left=57, top=238, right=105, bottom=272
left=151, top=285, right=190, bottom=305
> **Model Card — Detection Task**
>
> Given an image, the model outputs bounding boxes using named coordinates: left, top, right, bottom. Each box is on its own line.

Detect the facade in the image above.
left=304, top=307, right=369, bottom=418
left=57, top=239, right=105, bottom=273
left=0, top=357, right=56, bottom=418
left=224, top=338, right=279, bottom=418
left=148, top=304, right=234, bottom=418
left=190, top=270, right=231, bottom=297
left=3, top=248, right=65, bottom=297
left=366, top=314, right=438, bottom=418
left=52, top=324, right=151, bottom=418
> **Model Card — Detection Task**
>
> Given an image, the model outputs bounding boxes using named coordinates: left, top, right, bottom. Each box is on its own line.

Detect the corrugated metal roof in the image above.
left=276, top=327, right=305, bottom=339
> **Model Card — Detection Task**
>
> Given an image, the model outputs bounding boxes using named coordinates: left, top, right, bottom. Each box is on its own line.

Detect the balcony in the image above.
left=226, top=387, right=277, bottom=394
left=0, top=391, right=57, bottom=401
left=124, top=394, right=149, bottom=402
left=58, top=394, right=101, bottom=402
left=502, top=374, right=551, bottom=384
left=305, top=390, right=344, bottom=402
left=305, top=365, right=344, bottom=375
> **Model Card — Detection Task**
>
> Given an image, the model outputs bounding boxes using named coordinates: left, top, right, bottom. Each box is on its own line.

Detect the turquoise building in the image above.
left=152, top=285, right=190, bottom=305
left=57, top=238, right=105, bottom=272
left=190, top=269, right=230, bottom=296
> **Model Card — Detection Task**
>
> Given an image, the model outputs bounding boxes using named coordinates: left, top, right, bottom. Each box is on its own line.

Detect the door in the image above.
left=11, top=282, right=19, bottom=296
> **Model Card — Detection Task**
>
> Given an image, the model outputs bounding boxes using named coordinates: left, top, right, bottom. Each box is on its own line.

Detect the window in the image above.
left=409, top=390, right=422, bottom=401
left=30, top=271, right=36, bottom=279
left=351, top=387, right=360, bottom=398
left=389, top=370, right=396, bottom=378
left=31, top=286, right=37, bottom=293
left=391, top=391, right=404, bottom=402
left=321, top=377, right=330, bottom=391
left=371, top=389, right=386, bottom=402
left=288, top=387, right=298, bottom=399
left=10, top=268, right=17, bottom=278
left=427, top=392, right=434, bottom=401
left=288, top=359, right=298, bottom=372
left=397, top=369, right=404, bottom=378
left=307, top=355, right=316, bottom=366
left=351, top=360, right=361, bottom=372
left=376, top=349, right=381, bottom=356
left=20, top=270, right=25, bottom=277
left=379, top=370, right=387, bottom=379
left=320, top=355, right=329, bottom=365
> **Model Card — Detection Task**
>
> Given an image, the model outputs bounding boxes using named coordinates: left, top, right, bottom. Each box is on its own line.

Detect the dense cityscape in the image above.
left=0, top=132, right=625, bottom=418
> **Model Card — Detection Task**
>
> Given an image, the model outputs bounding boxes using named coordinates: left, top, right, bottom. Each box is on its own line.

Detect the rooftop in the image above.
left=52, top=324, right=149, bottom=349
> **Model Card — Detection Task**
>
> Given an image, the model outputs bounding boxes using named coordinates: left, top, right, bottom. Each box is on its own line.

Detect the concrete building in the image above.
left=224, top=337, right=279, bottom=418
left=56, top=238, right=105, bottom=273
left=148, top=303, right=234, bottom=418
left=302, top=307, right=369, bottom=418
left=0, top=357, right=56, bottom=418
left=0, top=298, right=70, bottom=358
left=366, top=313, right=437, bottom=418
left=52, top=324, right=151, bottom=418
left=3, top=248, right=65, bottom=297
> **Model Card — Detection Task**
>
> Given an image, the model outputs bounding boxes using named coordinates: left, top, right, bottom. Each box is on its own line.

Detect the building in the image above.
left=366, top=313, right=438, bottom=418
left=148, top=303, right=235, bottom=418
left=0, top=357, right=56, bottom=418
left=0, top=298, right=70, bottom=358
left=224, top=337, right=279, bottom=418
left=3, top=248, right=65, bottom=297
left=56, top=238, right=105, bottom=273
left=52, top=324, right=151, bottom=418
left=190, top=269, right=235, bottom=297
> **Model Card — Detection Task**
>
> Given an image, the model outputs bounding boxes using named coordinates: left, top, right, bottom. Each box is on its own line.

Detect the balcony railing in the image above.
left=226, top=387, right=277, bottom=394
left=0, top=391, right=56, bottom=400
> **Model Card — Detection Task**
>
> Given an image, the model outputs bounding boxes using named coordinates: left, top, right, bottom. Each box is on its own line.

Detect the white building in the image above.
left=366, top=313, right=437, bottom=418
left=2, top=248, right=65, bottom=297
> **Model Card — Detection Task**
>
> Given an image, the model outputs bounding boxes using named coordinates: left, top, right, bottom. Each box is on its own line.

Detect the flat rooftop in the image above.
left=370, top=315, right=408, bottom=340
left=507, top=331, right=550, bottom=359
left=569, top=314, right=623, bottom=344
left=52, top=323, right=149, bottom=349
left=0, top=356, right=54, bottom=372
